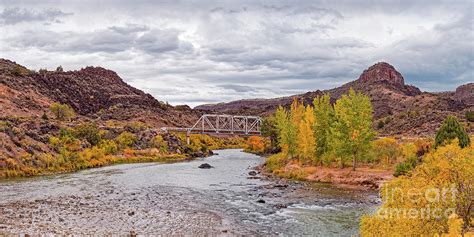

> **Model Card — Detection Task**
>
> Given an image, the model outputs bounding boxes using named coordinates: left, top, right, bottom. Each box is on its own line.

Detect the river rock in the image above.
left=248, top=171, right=257, bottom=176
left=198, top=163, right=213, bottom=169
left=256, top=199, right=266, bottom=204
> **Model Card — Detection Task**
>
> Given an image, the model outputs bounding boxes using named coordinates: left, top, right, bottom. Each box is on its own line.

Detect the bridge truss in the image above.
left=161, top=114, right=262, bottom=144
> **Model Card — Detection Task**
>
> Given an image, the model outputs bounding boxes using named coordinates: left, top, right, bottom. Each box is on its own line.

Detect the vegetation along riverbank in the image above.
left=0, top=104, right=247, bottom=178
left=241, top=88, right=473, bottom=236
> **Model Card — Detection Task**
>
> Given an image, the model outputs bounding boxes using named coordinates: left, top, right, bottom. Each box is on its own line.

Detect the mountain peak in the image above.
left=358, top=62, right=405, bottom=87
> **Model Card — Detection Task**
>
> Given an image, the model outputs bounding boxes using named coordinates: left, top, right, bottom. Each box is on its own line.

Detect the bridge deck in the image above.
left=160, top=114, right=262, bottom=144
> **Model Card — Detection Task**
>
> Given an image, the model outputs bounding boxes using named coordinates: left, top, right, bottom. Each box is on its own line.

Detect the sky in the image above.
left=0, top=0, right=472, bottom=107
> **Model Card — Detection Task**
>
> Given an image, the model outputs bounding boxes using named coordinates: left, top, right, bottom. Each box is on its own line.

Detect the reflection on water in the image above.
left=0, top=149, right=378, bottom=236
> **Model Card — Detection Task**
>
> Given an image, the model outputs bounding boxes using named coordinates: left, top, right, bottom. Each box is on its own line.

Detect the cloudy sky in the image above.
left=0, top=0, right=472, bottom=107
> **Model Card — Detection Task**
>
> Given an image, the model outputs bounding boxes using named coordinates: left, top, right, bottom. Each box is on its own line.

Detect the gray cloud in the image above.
left=0, top=1, right=472, bottom=106
left=218, top=84, right=259, bottom=93
left=9, top=25, right=192, bottom=55
left=0, top=7, right=72, bottom=25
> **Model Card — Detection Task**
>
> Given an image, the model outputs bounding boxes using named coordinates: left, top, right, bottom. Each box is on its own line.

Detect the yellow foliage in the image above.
left=149, top=135, right=168, bottom=153
left=49, top=102, right=75, bottom=121
left=297, top=105, right=316, bottom=163
left=360, top=143, right=474, bottom=236
left=115, top=131, right=137, bottom=149
left=372, top=137, right=402, bottom=165
left=266, top=153, right=287, bottom=173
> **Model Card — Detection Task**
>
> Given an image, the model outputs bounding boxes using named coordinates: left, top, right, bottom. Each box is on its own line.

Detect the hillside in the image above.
left=0, top=59, right=200, bottom=127
left=0, top=59, right=201, bottom=160
left=196, top=62, right=473, bottom=136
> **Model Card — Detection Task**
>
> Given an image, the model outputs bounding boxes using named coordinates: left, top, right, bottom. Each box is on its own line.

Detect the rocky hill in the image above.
left=0, top=59, right=200, bottom=127
left=0, top=59, right=201, bottom=159
left=196, top=62, right=473, bottom=136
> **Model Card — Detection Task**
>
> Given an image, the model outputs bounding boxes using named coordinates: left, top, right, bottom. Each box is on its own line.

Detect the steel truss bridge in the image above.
left=161, top=114, right=262, bottom=144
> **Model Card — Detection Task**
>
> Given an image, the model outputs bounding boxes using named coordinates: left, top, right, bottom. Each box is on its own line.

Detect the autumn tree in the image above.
left=330, top=88, right=375, bottom=170
left=313, top=94, right=334, bottom=160
left=435, top=115, right=470, bottom=148
left=297, top=105, right=316, bottom=162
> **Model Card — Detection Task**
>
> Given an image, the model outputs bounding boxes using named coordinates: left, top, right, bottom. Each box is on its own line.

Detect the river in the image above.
left=0, top=149, right=379, bottom=236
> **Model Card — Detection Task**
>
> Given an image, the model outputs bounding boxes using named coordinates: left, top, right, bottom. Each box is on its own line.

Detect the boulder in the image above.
left=198, top=163, right=213, bottom=169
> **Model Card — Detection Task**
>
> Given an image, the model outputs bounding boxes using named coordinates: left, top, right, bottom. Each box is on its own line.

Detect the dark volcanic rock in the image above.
left=454, top=83, right=474, bottom=105
left=198, top=163, right=213, bottom=169
left=358, top=62, right=405, bottom=88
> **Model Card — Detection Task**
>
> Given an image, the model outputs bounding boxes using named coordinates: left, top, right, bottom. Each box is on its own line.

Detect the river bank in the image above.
left=260, top=158, right=394, bottom=190
left=0, top=149, right=379, bottom=235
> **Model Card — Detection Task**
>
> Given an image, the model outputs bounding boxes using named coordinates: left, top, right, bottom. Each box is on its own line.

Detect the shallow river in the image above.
left=0, top=149, right=379, bottom=236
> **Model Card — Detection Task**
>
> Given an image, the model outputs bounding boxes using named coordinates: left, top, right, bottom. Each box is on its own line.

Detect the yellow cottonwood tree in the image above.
left=330, top=88, right=375, bottom=170
left=297, top=105, right=316, bottom=162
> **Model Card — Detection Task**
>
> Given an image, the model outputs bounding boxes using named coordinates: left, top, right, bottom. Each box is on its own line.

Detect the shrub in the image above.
left=74, top=123, right=101, bottom=146
left=11, top=65, right=26, bottom=76
left=124, top=121, right=146, bottom=133
left=265, top=153, right=286, bottom=173
left=414, top=138, right=432, bottom=157
left=98, top=140, right=118, bottom=155
left=49, top=103, right=75, bottom=121
left=466, top=110, right=474, bottom=122
left=115, top=131, right=137, bottom=149
left=435, top=115, right=470, bottom=148
left=361, top=142, right=473, bottom=236
left=245, top=136, right=265, bottom=154
left=372, top=137, right=402, bottom=165
left=149, top=135, right=168, bottom=153
left=377, top=120, right=385, bottom=129
left=393, top=156, right=418, bottom=177
left=56, top=66, right=63, bottom=72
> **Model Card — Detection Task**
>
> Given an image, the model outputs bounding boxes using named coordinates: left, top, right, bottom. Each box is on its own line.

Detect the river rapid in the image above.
left=0, top=149, right=379, bottom=236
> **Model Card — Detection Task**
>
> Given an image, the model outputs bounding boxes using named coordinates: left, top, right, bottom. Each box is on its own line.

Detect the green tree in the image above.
left=261, top=115, right=279, bottom=152
left=313, top=94, right=334, bottom=160
left=49, top=103, right=75, bottom=121
left=330, top=88, right=375, bottom=170
left=435, top=115, right=470, bottom=148
left=274, top=106, right=297, bottom=158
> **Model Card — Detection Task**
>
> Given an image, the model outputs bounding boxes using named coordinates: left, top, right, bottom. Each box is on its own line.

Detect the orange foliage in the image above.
left=245, top=136, right=265, bottom=153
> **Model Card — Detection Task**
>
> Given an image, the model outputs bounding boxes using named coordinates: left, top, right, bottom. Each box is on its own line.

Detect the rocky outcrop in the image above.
left=454, top=83, right=473, bottom=105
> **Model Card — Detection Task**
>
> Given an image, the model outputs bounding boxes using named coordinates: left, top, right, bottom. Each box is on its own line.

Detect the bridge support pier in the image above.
left=186, top=130, right=190, bottom=145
